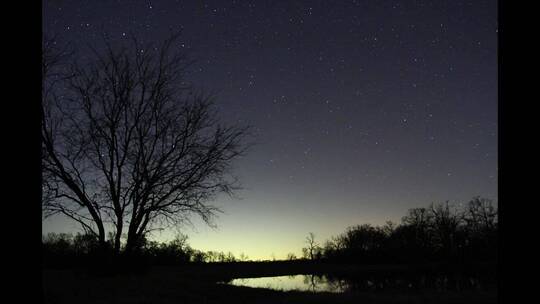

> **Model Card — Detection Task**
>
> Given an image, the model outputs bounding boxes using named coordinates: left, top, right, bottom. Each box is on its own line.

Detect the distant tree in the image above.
left=321, top=239, right=338, bottom=260
left=401, top=207, right=434, bottom=251
left=225, top=252, right=236, bottom=262
left=462, top=197, right=498, bottom=260
left=205, top=251, right=218, bottom=262
left=428, top=202, right=464, bottom=257
left=381, top=221, right=396, bottom=236
left=73, top=233, right=100, bottom=255
left=169, top=233, right=190, bottom=250
left=42, top=233, right=74, bottom=254
left=339, top=224, right=386, bottom=261
left=238, top=253, right=249, bottom=261
left=42, top=233, right=76, bottom=267
left=191, top=250, right=206, bottom=263
left=217, top=251, right=227, bottom=262
left=464, top=196, right=498, bottom=233
left=147, top=233, right=193, bottom=264
left=41, top=33, right=250, bottom=257
left=402, top=208, right=432, bottom=231
left=286, top=252, right=297, bottom=261
left=303, top=232, right=321, bottom=260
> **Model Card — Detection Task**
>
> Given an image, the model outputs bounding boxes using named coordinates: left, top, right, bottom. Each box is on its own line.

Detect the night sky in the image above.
left=42, top=0, right=497, bottom=260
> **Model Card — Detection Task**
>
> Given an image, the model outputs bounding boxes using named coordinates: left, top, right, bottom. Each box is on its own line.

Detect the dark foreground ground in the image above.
left=43, top=262, right=497, bottom=304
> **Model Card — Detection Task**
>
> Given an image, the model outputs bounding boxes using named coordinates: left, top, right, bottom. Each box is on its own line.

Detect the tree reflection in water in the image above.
left=228, top=271, right=495, bottom=293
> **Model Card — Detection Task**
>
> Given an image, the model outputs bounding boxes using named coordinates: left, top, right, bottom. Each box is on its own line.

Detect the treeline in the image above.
left=43, top=196, right=497, bottom=269
left=302, top=197, right=497, bottom=265
left=42, top=233, right=249, bottom=269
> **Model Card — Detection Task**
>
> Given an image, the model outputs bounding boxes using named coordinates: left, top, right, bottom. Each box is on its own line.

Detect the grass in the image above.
left=43, top=262, right=497, bottom=304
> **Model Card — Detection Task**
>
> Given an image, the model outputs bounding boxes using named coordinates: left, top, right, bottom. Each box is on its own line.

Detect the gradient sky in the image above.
left=42, top=0, right=497, bottom=260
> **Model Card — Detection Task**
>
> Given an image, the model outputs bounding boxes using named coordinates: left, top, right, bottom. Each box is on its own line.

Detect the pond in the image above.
left=225, top=272, right=495, bottom=293
left=228, top=275, right=347, bottom=293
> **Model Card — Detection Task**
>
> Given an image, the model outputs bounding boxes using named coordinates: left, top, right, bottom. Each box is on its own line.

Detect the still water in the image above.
left=228, top=275, right=346, bottom=293
left=227, top=273, right=494, bottom=293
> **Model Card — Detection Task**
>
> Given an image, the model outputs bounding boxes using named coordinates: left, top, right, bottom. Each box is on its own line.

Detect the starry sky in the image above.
left=42, top=0, right=497, bottom=260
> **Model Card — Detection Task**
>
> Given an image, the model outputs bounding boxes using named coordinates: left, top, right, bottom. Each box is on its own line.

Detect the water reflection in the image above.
left=229, top=275, right=343, bottom=292
left=227, top=272, right=495, bottom=293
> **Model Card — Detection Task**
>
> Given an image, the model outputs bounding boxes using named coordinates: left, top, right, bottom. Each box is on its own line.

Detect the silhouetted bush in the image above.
left=42, top=232, right=242, bottom=271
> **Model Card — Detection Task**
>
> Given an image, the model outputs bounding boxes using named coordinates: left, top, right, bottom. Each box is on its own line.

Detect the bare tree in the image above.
left=238, top=253, right=249, bottom=262
left=464, top=196, right=498, bottom=233
left=303, top=232, right=320, bottom=260
left=401, top=207, right=433, bottom=248
left=42, top=33, right=250, bottom=256
left=428, top=202, right=464, bottom=255
left=286, top=252, right=297, bottom=260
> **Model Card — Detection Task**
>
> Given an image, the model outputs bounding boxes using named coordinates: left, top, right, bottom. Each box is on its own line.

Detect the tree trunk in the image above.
left=124, top=224, right=139, bottom=256
left=114, top=220, right=123, bottom=256
left=97, top=222, right=107, bottom=251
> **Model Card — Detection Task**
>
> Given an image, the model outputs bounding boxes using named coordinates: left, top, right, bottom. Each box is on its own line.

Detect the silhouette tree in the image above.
left=428, top=202, right=464, bottom=258
left=42, top=33, right=250, bottom=257
left=339, top=224, right=386, bottom=262
left=464, top=196, right=498, bottom=233
left=303, top=232, right=321, bottom=260
left=238, top=253, right=249, bottom=262
left=286, top=252, right=297, bottom=260
left=400, top=207, right=434, bottom=259
left=462, top=197, right=498, bottom=261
